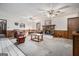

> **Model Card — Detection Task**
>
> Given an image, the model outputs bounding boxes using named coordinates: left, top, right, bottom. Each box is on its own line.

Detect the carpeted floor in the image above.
left=11, top=34, right=73, bottom=56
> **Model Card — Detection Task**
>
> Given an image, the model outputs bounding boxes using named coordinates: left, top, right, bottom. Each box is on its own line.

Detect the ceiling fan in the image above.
left=38, top=5, right=70, bottom=17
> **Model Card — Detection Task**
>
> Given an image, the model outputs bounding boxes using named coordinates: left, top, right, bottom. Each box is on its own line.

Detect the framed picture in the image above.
left=20, top=23, right=25, bottom=28
left=15, top=22, right=19, bottom=26
left=45, top=20, right=52, bottom=25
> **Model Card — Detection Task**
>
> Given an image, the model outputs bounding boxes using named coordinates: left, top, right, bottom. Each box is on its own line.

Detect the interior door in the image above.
left=0, top=20, right=7, bottom=35
left=0, top=22, right=3, bottom=34
left=68, top=17, right=79, bottom=39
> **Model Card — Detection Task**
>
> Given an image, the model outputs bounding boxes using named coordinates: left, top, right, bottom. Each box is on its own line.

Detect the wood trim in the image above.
left=54, top=30, right=68, bottom=38
left=6, top=30, right=14, bottom=37
left=6, top=29, right=37, bottom=38
left=6, top=30, right=68, bottom=38
left=68, top=17, right=79, bottom=19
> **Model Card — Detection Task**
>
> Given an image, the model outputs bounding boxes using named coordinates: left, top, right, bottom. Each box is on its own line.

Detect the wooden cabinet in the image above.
left=68, top=17, right=79, bottom=39
left=72, top=31, right=79, bottom=56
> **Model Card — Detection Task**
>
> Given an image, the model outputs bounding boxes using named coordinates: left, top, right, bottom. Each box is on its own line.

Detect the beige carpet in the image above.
left=11, top=34, right=73, bottom=56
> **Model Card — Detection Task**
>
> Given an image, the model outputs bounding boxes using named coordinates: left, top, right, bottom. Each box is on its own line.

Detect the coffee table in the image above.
left=31, top=33, right=43, bottom=42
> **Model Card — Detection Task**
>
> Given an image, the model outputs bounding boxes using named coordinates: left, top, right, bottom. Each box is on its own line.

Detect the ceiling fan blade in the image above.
left=58, top=5, right=70, bottom=10
left=37, top=8, right=46, bottom=11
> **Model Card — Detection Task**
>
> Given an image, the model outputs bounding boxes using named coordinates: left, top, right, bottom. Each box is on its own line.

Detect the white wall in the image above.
left=3, top=17, right=36, bottom=30
left=51, top=13, right=78, bottom=30
left=38, top=13, right=78, bottom=31
left=0, top=13, right=78, bottom=31
left=0, top=15, right=41, bottom=31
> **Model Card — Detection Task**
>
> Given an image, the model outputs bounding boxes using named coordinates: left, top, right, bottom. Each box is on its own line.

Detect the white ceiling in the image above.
left=0, top=3, right=79, bottom=19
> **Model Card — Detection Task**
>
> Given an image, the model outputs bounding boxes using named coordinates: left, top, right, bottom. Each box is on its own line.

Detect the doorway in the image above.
left=0, top=19, right=7, bottom=37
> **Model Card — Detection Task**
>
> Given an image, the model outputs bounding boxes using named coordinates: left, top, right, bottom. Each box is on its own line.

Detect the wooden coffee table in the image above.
left=31, top=33, right=43, bottom=42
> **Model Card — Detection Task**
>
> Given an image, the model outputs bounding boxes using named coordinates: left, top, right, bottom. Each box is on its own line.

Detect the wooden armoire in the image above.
left=68, top=17, right=79, bottom=39
left=68, top=17, right=79, bottom=56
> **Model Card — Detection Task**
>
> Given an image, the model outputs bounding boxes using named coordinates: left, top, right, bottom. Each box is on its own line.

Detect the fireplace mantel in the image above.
left=42, top=25, right=55, bottom=35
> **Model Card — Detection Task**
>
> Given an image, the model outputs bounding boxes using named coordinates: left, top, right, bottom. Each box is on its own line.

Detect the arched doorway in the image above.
left=0, top=19, right=7, bottom=37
